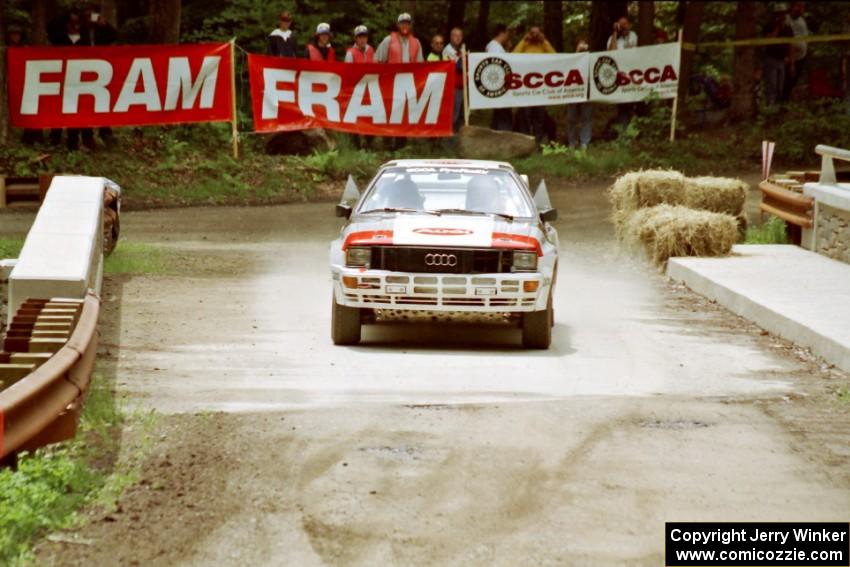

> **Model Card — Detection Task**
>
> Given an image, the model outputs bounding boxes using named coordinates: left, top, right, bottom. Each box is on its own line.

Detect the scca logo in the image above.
left=593, top=55, right=677, bottom=94
left=474, top=57, right=584, bottom=98
left=505, top=69, right=584, bottom=90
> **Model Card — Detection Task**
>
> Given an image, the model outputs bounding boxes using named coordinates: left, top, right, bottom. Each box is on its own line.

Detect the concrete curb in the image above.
left=667, top=245, right=850, bottom=373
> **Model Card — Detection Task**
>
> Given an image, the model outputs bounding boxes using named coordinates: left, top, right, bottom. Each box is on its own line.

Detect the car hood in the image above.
left=345, top=213, right=537, bottom=247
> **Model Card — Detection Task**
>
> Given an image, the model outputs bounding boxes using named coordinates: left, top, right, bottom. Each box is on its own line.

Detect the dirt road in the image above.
left=29, top=181, right=850, bottom=566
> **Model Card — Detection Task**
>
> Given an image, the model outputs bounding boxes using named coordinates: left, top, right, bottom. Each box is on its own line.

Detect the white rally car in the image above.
left=330, top=159, right=559, bottom=348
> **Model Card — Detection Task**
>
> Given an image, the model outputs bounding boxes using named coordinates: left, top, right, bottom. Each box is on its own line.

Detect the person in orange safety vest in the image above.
left=345, top=25, right=374, bottom=63
left=374, top=13, right=423, bottom=63
left=305, top=22, right=335, bottom=61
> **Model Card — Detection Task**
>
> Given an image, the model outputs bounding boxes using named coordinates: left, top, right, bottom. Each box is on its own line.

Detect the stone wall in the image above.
left=816, top=202, right=850, bottom=264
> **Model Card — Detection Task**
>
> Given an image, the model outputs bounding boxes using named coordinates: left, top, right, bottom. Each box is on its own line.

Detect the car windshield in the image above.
left=358, top=167, right=534, bottom=218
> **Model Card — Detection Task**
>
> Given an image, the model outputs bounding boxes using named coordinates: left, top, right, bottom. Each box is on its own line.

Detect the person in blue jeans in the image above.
left=567, top=39, right=592, bottom=149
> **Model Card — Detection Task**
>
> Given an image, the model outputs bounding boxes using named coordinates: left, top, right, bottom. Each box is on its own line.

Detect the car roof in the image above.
left=381, top=159, right=516, bottom=171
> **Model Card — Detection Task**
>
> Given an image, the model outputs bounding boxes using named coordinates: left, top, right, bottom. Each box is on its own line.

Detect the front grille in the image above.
left=371, top=247, right=511, bottom=274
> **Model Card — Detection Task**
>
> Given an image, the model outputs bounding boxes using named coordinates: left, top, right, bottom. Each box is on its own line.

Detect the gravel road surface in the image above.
left=16, top=180, right=849, bottom=566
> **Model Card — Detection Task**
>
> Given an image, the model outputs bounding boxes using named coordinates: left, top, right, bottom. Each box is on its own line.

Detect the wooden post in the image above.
left=670, top=28, right=687, bottom=142
left=669, top=29, right=683, bottom=142
left=229, top=38, right=239, bottom=159
left=0, top=176, right=6, bottom=209
left=461, top=44, right=470, bottom=127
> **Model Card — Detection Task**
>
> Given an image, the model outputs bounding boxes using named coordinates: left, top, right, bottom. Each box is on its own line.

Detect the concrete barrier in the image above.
left=7, top=176, right=114, bottom=322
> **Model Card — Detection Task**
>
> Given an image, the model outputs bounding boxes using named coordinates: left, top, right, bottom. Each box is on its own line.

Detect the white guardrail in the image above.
left=7, top=176, right=118, bottom=324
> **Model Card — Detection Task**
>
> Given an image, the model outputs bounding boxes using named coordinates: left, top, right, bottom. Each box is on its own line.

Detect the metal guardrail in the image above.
left=759, top=181, right=814, bottom=229
left=0, top=293, right=100, bottom=461
left=0, top=174, right=54, bottom=208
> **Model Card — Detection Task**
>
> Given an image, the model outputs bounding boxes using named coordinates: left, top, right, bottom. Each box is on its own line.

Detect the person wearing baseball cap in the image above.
left=375, top=12, right=423, bottom=63
left=305, top=22, right=335, bottom=61
left=345, top=25, right=374, bottom=63
left=268, top=11, right=298, bottom=58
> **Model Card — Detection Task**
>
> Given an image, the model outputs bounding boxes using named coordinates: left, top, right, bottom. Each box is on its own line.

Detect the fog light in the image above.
left=346, top=247, right=371, bottom=268
left=342, top=276, right=358, bottom=289
left=512, top=251, right=538, bottom=272
left=523, top=281, right=540, bottom=293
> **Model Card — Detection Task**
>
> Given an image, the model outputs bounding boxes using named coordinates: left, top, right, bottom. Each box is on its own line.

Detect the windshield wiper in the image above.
left=359, top=207, right=438, bottom=215
left=434, top=208, right=514, bottom=221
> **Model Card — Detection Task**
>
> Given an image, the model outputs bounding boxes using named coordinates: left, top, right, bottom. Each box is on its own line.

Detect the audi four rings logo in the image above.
left=425, top=253, right=458, bottom=267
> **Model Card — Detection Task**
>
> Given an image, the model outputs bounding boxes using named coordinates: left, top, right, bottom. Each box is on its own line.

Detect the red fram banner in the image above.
left=248, top=55, right=454, bottom=137
left=7, top=43, right=234, bottom=128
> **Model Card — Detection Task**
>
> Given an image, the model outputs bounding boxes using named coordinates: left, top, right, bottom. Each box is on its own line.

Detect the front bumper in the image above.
left=332, top=268, right=549, bottom=312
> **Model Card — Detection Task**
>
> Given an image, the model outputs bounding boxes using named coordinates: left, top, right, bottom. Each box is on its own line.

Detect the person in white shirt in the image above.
left=268, top=11, right=298, bottom=58
left=608, top=16, right=638, bottom=51
left=486, top=24, right=508, bottom=54
left=486, top=24, right=512, bottom=131
left=608, top=16, right=637, bottom=133
left=442, top=27, right=465, bottom=133
left=783, top=1, right=810, bottom=101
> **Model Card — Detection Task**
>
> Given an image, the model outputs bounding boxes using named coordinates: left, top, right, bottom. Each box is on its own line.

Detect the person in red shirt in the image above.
left=345, top=25, right=374, bottom=63
left=305, top=23, right=335, bottom=61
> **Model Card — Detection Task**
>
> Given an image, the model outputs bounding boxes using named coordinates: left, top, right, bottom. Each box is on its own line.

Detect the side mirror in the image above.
left=539, top=208, right=557, bottom=223
left=335, top=203, right=352, bottom=218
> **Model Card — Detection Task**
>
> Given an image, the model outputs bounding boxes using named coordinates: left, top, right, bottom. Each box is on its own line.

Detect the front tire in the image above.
left=522, top=294, right=552, bottom=349
left=332, top=295, right=361, bottom=345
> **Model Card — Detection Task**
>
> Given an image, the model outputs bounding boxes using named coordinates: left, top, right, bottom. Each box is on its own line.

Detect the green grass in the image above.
left=744, top=216, right=789, bottom=244
left=0, top=237, right=24, bottom=259
left=0, top=373, right=155, bottom=565
left=104, top=242, right=168, bottom=274
left=836, top=385, right=850, bottom=405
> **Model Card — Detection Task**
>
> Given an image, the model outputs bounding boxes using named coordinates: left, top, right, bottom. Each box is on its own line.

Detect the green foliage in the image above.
left=748, top=100, right=850, bottom=163
left=0, top=372, right=138, bottom=565
left=105, top=242, right=169, bottom=274
left=0, top=237, right=24, bottom=259
left=745, top=216, right=789, bottom=244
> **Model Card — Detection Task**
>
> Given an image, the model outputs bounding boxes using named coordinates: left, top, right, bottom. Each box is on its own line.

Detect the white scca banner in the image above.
left=588, top=42, right=680, bottom=103
left=467, top=52, right=589, bottom=109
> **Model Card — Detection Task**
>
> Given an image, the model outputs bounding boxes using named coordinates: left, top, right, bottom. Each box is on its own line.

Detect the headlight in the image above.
left=346, top=247, right=372, bottom=267
left=512, top=251, right=537, bottom=272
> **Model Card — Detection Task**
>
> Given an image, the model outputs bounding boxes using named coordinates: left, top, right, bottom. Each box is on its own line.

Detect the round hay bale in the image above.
left=618, top=204, right=738, bottom=267
left=609, top=170, right=687, bottom=214
left=682, top=176, right=749, bottom=216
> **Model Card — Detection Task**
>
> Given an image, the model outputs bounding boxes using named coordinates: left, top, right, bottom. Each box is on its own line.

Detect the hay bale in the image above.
left=618, top=204, right=738, bottom=267
left=682, top=176, right=749, bottom=216
left=609, top=170, right=687, bottom=214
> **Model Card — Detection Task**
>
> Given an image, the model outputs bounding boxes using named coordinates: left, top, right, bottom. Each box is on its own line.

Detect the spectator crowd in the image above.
left=3, top=1, right=840, bottom=151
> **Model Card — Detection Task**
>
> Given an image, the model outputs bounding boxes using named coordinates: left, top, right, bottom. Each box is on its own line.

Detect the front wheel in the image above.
left=331, top=295, right=361, bottom=345
left=522, top=295, right=552, bottom=349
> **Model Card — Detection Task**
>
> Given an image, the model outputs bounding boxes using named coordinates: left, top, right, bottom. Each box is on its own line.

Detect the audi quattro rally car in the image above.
left=330, top=159, right=559, bottom=349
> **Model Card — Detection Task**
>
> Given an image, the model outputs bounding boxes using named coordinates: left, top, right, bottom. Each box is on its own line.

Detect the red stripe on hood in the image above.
left=491, top=232, right=542, bottom=256
left=343, top=230, right=394, bottom=250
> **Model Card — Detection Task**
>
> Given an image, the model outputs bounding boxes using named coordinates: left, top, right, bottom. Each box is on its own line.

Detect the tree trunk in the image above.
left=31, top=0, right=49, bottom=45
left=476, top=0, right=490, bottom=49
left=149, top=0, right=181, bottom=43
left=676, top=1, right=706, bottom=103
left=638, top=1, right=655, bottom=46
left=589, top=1, right=627, bottom=52
left=730, top=1, right=757, bottom=120
left=0, top=0, right=8, bottom=144
left=543, top=1, right=564, bottom=52
left=447, top=0, right=467, bottom=33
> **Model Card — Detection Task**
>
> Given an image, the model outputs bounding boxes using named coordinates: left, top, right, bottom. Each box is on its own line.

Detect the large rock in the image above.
left=266, top=128, right=336, bottom=155
left=457, top=126, right=537, bottom=160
